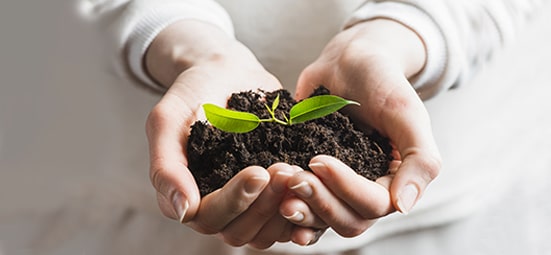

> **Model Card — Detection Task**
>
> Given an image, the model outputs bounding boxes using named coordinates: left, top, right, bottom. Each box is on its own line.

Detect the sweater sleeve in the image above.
left=79, top=0, right=234, bottom=92
left=345, top=0, right=546, bottom=100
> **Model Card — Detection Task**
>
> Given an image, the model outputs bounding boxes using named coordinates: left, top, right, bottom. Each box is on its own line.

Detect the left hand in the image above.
left=281, top=19, right=442, bottom=237
left=143, top=20, right=321, bottom=248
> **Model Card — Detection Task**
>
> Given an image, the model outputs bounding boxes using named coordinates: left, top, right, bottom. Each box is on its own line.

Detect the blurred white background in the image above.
left=0, top=1, right=166, bottom=254
left=1, top=1, right=550, bottom=255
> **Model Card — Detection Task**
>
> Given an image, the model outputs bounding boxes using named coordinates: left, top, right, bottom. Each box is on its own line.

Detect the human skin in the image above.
left=144, top=17, right=441, bottom=247
left=144, top=20, right=319, bottom=248
left=280, top=18, right=441, bottom=236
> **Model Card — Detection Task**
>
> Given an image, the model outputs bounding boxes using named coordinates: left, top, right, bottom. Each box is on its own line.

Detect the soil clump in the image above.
left=188, top=87, right=393, bottom=196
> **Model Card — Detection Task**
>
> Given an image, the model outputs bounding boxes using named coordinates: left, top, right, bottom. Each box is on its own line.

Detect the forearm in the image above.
left=348, top=0, right=547, bottom=99
left=145, top=20, right=258, bottom=88
left=80, top=0, right=236, bottom=91
left=343, top=18, right=426, bottom=79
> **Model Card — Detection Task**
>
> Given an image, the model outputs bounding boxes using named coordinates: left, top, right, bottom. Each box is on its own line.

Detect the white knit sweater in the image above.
left=80, top=0, right=545, bottom=253
left=82, top=0, right=542, bottom=97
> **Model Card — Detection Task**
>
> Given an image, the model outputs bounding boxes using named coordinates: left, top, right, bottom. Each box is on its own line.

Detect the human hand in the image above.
left=284, top=19, right=441, bottom=236
left=144, top=20, right=320, bottom=248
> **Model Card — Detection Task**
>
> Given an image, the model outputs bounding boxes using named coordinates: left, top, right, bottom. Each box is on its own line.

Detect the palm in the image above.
left=293, top=26, right=440, bottom=220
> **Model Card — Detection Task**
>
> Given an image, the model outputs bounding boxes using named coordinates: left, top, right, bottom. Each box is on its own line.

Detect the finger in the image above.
left=372, top=80, right=441, bottom=214
left=155, top=191, right=186, bottom=223
left=291, top=227, right=327, bottom=246
left=280, top=196, right=327, bottom=229
left=391, top=149, right=441, bottom=214
left=287, top=171, right=376, bottom=237
left=146, top=96, right=201, bottom=223
left=375, top=174, right=395, bottom=190
left=388, top=159, right=402, bottom=174
left=190, top=166, right=270, bottom=234
left=248, top=215, right=292, bottom=249
left=277, top=220, right=295, bottom=243
left=308, top=155, right=395, bottom=218
left=221, top=163, right=297, bottom=246
left=295, top=63, right=326, bottom=100
left=354, top=76, right=441, bottom=214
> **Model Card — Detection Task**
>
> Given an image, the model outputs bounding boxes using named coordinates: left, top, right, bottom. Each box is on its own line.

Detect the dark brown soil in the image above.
left=187, top=87, right=393, bottom=197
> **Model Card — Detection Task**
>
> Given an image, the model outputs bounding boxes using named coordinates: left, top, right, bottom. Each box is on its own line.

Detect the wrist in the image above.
left=344, top=19, right=426, bottom=78
left=145, top=20, right=258, bottom=88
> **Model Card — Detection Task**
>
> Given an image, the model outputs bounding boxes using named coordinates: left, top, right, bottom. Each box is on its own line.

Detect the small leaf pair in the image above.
left=203, top=94, right=359, bottom=133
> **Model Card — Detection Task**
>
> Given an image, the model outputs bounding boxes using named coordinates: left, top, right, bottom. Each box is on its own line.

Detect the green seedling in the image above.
left=203, top=94, right=360, bottom=133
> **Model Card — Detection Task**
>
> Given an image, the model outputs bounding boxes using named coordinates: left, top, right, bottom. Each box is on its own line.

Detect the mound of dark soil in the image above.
left=187, top=87, right=393, bottom=197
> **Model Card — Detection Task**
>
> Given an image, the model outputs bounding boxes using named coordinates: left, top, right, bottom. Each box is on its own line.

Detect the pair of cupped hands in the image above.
left=144, top=19, right=441, bottom=249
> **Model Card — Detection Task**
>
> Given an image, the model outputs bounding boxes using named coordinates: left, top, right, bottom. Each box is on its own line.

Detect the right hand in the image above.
left=279, top=19, right=441, bottom=237
left=144, top=20, right=320, bottom=248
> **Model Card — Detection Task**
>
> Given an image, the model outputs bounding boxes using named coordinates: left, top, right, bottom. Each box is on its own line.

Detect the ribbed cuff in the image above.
left=345, top=2, right=447, bottom=99
left=127, top=3, right=234, bottom=92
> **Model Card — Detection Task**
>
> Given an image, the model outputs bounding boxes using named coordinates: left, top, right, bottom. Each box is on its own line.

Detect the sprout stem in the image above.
left=259, top=117, right=290, bottom=126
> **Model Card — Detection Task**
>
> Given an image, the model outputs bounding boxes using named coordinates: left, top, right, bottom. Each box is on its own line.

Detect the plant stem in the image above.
left=259, top=117, right=289, bottom=126
left=261, top=99, right=290, bottom=126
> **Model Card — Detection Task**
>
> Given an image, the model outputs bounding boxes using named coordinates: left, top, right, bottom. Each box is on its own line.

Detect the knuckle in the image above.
left=314, top=201, right=334, bottom=218
left=192, top=220, right=220, bottom=235
left=250, top=206, right=274, bottom=220
left=146, top=104, right=171, bottom=135
left=227, top=197, right=252, bottom=215
left=149, top=165, right=165, bottom=193
left=420, top=153, right=442, bottom=181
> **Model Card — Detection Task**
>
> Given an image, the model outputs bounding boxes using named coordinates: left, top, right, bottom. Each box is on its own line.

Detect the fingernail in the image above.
left=291, top=165, right=304, bottom=172
left=276, top=171, right=294, bottom=177
left=308, top=162, right=326, bottom=172
left=172, top=193, right=189, bottom=223
left=244, top=176, right=269, bottom=194
left=290, top=181, right=313, bottom=198
left=306, top=229, right=325, bottom=246
left=396, top=184, right=419, bottom=214
left=272, top=171, right=294, bottom=193
left=283, top=211, right=304, bottom=222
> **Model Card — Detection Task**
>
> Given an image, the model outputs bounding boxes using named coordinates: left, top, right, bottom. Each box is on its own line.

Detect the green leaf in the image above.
left=203, top=104, right=261, bottom=133
left=289, top=95, right=359, bottom=124
left=272, top=94, right=280, bottom=112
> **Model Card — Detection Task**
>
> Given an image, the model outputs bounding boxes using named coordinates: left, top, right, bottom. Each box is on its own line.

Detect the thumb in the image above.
left=365, top=77, right=441, bottom=215
left=383, top=96, right=441, bottom=214
left=295, top=63, right=327, bottom=100
left=390, top=147, right=441, bottom=214
left=146, top=94, right=202, bottom=223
